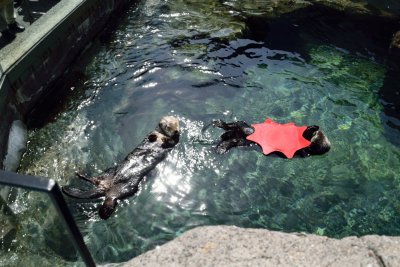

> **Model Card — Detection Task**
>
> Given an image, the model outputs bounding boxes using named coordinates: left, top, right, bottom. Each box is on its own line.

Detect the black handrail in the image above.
left=0, top=170, right=96, bottom=267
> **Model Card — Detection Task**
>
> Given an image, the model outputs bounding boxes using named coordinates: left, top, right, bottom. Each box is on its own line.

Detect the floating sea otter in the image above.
left=213, top=118, right=330, bottom=157
left=62, top=116, right=180, bottom=219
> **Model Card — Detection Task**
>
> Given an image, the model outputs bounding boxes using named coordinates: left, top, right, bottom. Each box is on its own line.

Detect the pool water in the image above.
left=10, top=0, right=400, bottom=265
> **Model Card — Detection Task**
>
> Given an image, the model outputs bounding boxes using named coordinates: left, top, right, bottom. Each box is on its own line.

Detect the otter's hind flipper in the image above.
left=99, top=197, right=117, bottom=219
left=213, top=120, right=251, bottom=131
left=62, top=186, right=105, bottom=199
left=213, top=120, right=236, bottom=130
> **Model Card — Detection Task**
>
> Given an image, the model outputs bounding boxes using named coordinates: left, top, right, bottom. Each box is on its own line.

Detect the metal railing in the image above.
left=0, top=170, right=96, bottom=267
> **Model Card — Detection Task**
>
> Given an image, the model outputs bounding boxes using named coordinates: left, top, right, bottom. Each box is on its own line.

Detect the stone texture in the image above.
left=124, top=225, right=400, bottom=267
left=390, top=31, right=400, bottom=66
left=391, top=31, right=400, bottom=49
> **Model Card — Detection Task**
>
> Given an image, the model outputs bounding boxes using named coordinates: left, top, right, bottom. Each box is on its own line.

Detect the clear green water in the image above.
left=6, top=0, right=400, bottom=265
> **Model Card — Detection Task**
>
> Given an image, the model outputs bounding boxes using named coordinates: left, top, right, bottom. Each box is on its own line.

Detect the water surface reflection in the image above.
left=15, top=0, right=400, bottom=264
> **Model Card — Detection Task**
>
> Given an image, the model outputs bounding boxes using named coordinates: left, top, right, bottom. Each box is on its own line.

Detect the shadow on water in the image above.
left=379, top=60, right=400, bottom=146
left=26, top=5, right=135, bottom=130
left=244, top=4, right=398, bottom=61
left=243, top=4, right=400, bottom=148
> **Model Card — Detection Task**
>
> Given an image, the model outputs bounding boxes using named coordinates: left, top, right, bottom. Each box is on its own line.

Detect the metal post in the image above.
left=0, top=170, right=96, bottom=267
left=50, top=182, right=96, bottom=267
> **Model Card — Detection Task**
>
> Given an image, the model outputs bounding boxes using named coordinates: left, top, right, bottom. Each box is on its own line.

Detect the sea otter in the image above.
left=212, top=119, right=330, bottom=156
left=62, top=116, right=180, bottom=219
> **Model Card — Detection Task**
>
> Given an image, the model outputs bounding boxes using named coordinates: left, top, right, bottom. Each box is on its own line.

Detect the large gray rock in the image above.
left=124, top=225, right=400, bottom=267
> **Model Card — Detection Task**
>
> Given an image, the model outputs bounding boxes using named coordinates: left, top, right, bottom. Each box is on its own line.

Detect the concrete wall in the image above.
left=0, top=0, right=134, bottom=169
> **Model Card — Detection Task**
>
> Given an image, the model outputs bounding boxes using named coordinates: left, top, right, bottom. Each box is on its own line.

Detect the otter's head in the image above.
left=303, top=125, right=319, bottom=141
left=303, top=125, right=331, bottom=155
left=309, top=130, right=331, bottom=155
left=159, top=116, right=180, bottom=139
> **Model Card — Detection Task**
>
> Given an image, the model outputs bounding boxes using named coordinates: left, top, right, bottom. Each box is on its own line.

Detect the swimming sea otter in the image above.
left=62, top=116, right=180, bottom=219
left=212, top=119, right=330, bottom=156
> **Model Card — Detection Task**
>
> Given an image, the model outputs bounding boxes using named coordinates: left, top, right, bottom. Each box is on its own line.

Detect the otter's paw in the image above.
left=148, top=133, right=158, bottom=142
left=212, top=119, right=225, bottom=128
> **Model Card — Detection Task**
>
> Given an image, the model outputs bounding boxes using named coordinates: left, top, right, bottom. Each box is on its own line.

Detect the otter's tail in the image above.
left=62, top=186, right=104, bottom=199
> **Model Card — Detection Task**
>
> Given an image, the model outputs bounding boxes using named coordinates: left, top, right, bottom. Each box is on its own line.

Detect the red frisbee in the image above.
left=246, top=118, right=311, bottom=158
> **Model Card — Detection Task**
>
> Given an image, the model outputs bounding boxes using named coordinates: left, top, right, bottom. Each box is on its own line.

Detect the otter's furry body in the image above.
left=62, top=116, right=180, bottom=219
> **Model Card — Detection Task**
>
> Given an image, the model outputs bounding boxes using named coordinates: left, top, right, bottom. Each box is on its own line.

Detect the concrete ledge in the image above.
left=124, top=225, right=400, bottom=267
left=0, top=0, right=81, bottom=72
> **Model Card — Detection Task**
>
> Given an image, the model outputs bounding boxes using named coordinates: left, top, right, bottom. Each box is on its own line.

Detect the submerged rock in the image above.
left=313, top=0, right=394, bottom=17
left=0, top=196, right=17, bottom=250
left=223, top=0, right=397, bottom=19
left=391, top=31, right=400, bottom=49
left=223, top=0, right=312, bottom=18
left=390, top=31, right=400, bottom=66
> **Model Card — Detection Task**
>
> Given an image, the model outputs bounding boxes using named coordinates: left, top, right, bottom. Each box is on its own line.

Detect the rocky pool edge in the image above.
left=124, top=225, right=400, bottom=267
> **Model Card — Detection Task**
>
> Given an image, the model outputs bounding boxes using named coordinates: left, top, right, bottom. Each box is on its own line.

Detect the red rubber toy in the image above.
left=246, top=118, right=311, bottom=158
